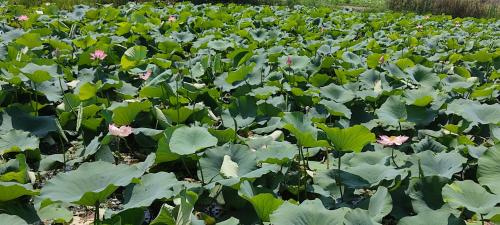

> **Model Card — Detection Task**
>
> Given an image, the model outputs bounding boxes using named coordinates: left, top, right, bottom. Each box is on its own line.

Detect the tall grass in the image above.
left=386, top=0, right=499, bottom=18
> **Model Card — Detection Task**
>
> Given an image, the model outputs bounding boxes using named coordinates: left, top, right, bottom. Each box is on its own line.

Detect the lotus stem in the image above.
left=298, top=145, right=308, bottom=201
left=325, top=147, right=330, bottom=170
left=58, top=77, right=78, bottom=117
left=181, top=157, right=193, bottom=178
left=94, top=201, right=99, bottom=225
left=232, top=117, right=238, bottom=144
left=30, top=81, right=38, bottom=116
left=58, top=134, right=66, bottom=171
left=391, top=148, right=400, bottom=169
left=480, top=214, right=484, bottom=225
left=198, top=160, right=205, bottom=185
left=337, top=153, right=343, bottom=201
left=176, top=76, right=180, bottom=125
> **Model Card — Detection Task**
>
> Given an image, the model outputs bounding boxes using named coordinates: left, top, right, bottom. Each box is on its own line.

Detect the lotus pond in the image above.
left=0, top=2, right=499, bottom=225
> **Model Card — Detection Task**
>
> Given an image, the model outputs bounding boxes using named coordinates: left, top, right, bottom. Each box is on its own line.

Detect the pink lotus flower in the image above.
left=455, top=23, right=461, bottom=27
left=108, top=124, right=133, bottom=137
left=378, top=55, right=385, bottom=64
left=17, top=15, right=29, bottom=21
left=286, top=55, right=292, bottom=66
left=424, top=15, right=430, bottom=19
left=416, top=24, right=423, bottom=29
left=377, top=135, right=409, bottom=146
left=140, top=69, right=152, bottom=80
left=320, top=27, right=326, bottom=32
left=168, top=15, right=176, bottom=23
left=90, top=49, right=107, bottom=61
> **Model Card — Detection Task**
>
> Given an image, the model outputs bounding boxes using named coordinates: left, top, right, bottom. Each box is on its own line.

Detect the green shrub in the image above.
left=386, top=0, right=499, bottom=18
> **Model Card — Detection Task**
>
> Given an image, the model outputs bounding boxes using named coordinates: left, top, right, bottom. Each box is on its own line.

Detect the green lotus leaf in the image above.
left=156, top=126, right=181, bottom=163
left=0, top=130, right=39, bottom=155
left=485, top=207, right=500, bottom=224
left=408, top=176, right=449, bottom=212
left=222, top=96, right=257, bottom=129
left=228, top=48, right=253, bottom=67
left=37, top=79, right=64, bottom=102
left=218, top=217, right=240, bottom=225
left=20, top=63, right=58, bottom=83
left=109, top=101, right=152, bottom=126
left=77, top=82, right=97, bottom=101
left=477, top=144, right=500, bottom=194
left=171, top=31, right=195, bottom=43
left=15, top=32, right=42, bottom=48
left=0, top=154, right=28, bottom=183
left=256, top=141, right=298, bottom=165
left=150, top=204, right=175, bottom=225
left=467, top=49, right=494, bottom=63
left=169, top=126, right=218, bottom=155
left=342, top=51, right=362, bottom=66
left=122, top=172, right=185, bottom=210
left=441, top=75, right=474, bottom=92
left=3, top=108, right=58, bottom=137
left=121, top=45, right=148, bottom=70
left=36, top=203, right=73, bottom=224
left=40, top=157, right=154, bottom=206
left=376, top=95, right=407, bottom=126
left=319, top=83, right=355, bottom=103
left=282, top=112, right=328, bottom=148
left=0, top=182, right=38, bottom=202
left=406, top=65, right=440, bottom=87
left=207, top=40, right=233, bottom=51
left=245, top=193, right=284, bottom=222
left=176, top=190, right=200, bottom=225
left=198, top=144, right=256, bottom=184
left=163, top=107, right=194, bottom=124
left=408, top=150, right=466, bottom=179
left=442, top=180, right=500, bottom=214
left=250, top=86, right=280, bottom=99
left=367, top=53, right=383, bottom=69
left=345, top=208, right=381, bottom=225
left=398, top=209, right=465, bottom=225
left=278, top=55, right=310, bottom=70
left=446, top=99, right=500, bottom=125
left=190, top=62, right=205, bottom=78
left=368, top=186, right=392, bottom=222
left=319, top=100, right=352, bottom=119
left=0, top=214, right=28, bottom=225
left=270, top=200, right=349, bottom=225
left=411, top=136, right=447, bottom=153
left=226, top=63, right=256, bottom=84
left=344, top=164, right=403, bottom=187
left=318, top=124, right=375, bottom=153
left=314, top=165, right=399, bottom=194
left=404, top=88, right=435, bottom=107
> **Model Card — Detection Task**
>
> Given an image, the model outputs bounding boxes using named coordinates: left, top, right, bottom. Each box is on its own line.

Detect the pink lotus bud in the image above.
left=140, top=69, right=152, bottom=80
left=168, top=15, right=176, bottom=23
left=17, top=15, right=29, bottom=21
left=379, top=55, right=385, bottom=64
left=90, top=49, right=107, bottom=61
left=286, top=55, right=292, bottom=66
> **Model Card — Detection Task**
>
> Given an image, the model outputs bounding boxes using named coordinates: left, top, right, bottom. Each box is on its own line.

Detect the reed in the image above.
left=386, top=0, right=499, bottom=18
